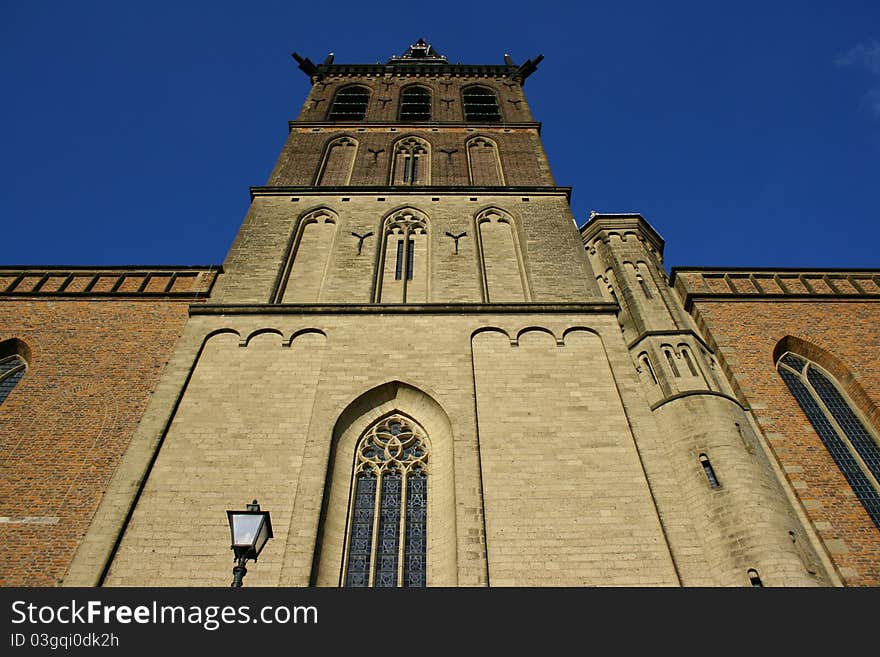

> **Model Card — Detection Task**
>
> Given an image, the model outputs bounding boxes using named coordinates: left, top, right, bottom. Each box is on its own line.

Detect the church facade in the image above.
left=2, top=41, right=878, bottom=587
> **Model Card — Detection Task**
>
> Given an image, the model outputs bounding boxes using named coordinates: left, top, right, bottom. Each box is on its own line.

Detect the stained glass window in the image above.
left=0, top=355, right=26, bottom=406
left=777, top=353, right=880, bottom=530
left=344, top=414, right=429, bottom=587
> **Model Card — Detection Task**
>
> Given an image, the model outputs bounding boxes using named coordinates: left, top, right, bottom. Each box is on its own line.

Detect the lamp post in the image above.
left=226, top=500, right=273, bottom=588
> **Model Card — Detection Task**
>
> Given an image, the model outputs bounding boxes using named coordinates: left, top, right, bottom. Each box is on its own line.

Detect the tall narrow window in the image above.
left=681, top=348, right=698, bottom=377
left=328, top=85, right=370, bottom=121
left=377, top=209, right=428, bottom=303
left=0, top=354, right=26, bottom=405
left=393, top=239, right=415, bottom=281
left=664, top=349, right=680, bottom=377
left=463, top=86, right=501, bottom=121
left=777, top=352, right=880, bottom=529
left=699, top=453, right=721, bottom=489
left=637, top=274, right=653, bottom=299
left=343, top=414, right=429, bottom=588
left=399, top=86, right=431, bottom=121
left=638, top=353, right=658, bottom=385
left=392, top=137, right=430, bottom=185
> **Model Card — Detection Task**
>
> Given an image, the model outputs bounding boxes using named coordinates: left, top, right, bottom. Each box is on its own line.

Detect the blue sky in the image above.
left=2, top=1, right=879, bottom=270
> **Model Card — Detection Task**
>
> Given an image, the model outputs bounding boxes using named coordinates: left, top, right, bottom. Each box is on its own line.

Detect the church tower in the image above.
left=62, top=41, right=833, bottom=587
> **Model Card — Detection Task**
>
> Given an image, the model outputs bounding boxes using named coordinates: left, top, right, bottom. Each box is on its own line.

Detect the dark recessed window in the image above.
left=699, top=453, right=721, bottom=489
left=400, top=86, right=431, bottom=121
left=463, top=86, right=501, bottom=122
left=747, top=569, right=763, bottom=587
left=0, top=355, right=26, bottom=406
left=328, top=85, right=370, bottom=121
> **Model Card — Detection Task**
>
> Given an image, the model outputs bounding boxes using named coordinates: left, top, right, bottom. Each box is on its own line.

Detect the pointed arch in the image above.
left=390, top=136, right=430, bottom=185
left=328, top=84, right=371, bottom=121
left=473, top=207, right=529, bottom=302
left=276, top=207, right=338, bottom=303
left=399, top=84, right=432, bottom=121
left=315, top=136, right=358, bottom=186
left=374, top=207, right=429, bottom=303
left=466, top=135, right=504, bottom=185
left=313, top=381, right=457, bottom=587
left=776, top=346, right=880, bottom=530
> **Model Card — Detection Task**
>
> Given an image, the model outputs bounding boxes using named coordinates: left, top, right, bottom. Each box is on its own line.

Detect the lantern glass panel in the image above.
left=230, top=513, right=264, bottom=549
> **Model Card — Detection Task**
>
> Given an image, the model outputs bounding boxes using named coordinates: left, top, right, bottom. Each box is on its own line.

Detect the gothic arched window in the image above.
left=777, top=352, right=880, bottom=530
left=343, top=414, right=429, bottom=588
left=391, top=137, right=430, bottom=185
left=328, top=85, right=371, bottom=121
left=463, top=85, right=501, bottom=122
left=375, top=209, right=428, bottom=303
left=399, top=86, right=431, bottom=121
left=0, top=354, right=26, bottom=405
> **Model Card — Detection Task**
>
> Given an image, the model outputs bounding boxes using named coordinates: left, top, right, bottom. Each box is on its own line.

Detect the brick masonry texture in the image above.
left=678, top=297, right=880, bottom=585
left=297, top=76, right=536, bottom=124
left=0, top=289, right=215, bottom=586
left=268, top=128, right=552, bottom=187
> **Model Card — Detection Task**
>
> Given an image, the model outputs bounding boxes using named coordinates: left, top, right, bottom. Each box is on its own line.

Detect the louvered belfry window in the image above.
left=343, top=414, right=429, bottom=587
left=777, top=352, right=880, bottom=530
left=328, top=85, right=370, bottom=120
left=463, top=86, right=501, bottom=121
left=400, top=86, right=431, bottom=121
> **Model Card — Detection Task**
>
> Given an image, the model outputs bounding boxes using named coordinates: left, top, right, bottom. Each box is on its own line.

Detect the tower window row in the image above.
left=325, top=84, right=502, bottom=122
left=316, top=135, right=505, bottom=186
left=276, top=206, right=529, bottom=305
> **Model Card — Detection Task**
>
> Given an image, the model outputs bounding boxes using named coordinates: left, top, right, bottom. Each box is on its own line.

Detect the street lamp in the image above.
left=226, top=499, right=273, bottom=588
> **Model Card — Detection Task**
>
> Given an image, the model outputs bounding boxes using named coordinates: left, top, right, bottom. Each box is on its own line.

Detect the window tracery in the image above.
left=391, top=137, right=430, bottom=185
left=777, top=352, right=880, bottom=529
left=343, top=414, right=429, bottom=587
left=376, top=209, right=428, bottom=303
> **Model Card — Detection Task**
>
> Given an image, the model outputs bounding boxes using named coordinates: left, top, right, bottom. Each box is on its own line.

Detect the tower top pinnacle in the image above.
left=387, top=38, right=448, bottom=64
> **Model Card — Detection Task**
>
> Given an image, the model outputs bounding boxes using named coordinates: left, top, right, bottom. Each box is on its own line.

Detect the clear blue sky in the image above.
left=2, top=1, right=878, bottom=270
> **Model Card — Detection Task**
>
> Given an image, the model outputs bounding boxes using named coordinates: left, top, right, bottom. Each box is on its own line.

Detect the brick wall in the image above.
left=0, top=269, right=217, bottom=586
left=268, top=127, right=552, bottom=187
